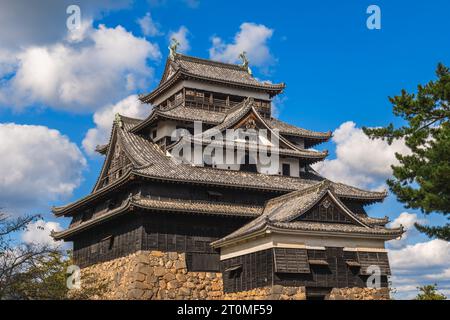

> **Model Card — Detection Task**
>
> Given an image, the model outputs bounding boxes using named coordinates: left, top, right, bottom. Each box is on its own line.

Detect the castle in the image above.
left=53, top=47, right=403, bottom=300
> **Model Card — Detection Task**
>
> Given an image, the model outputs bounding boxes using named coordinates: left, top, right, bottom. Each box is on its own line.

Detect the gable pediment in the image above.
left=93, top=128, right=132, bottom=191
left=225, top=108, right=296, bottom=150
left=291, top=190, right=368, bottom=227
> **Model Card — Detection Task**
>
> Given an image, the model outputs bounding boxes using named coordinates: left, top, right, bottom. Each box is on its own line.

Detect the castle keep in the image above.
left=53, top=48, right=403, bottom=300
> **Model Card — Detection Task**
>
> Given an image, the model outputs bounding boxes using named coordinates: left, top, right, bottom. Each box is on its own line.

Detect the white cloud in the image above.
left=389, top=239, right=450, bottom=270
left=0, top=123, right=86, bottom=212
left=0, top=24, right=161, bottom=112
left=388, top=212, right=427, bottom=249
left=314, top=121, right=410, bottom=190
left=66, top=19, right=94, bottom=43
left=389, top=239, right=450, bottom=299
left=82, top=95, right=152, bottom=155
left=137, top=12, right=162, bottom=37
left=22, top=219, right=63, bottom=247
left=0, top=0, right=132, bottom=51
left=209, top=22, right=275, bottom=67
left=425, top=268, right=450, bottom=281
left=0, top=49, right=17, bottom=78
left=169, top=26, right=190, bottom=53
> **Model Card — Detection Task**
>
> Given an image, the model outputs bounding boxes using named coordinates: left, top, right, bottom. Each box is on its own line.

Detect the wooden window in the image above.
left=273, top=248, right=310, bottom=274
left=225, top=265, right=242, bottom=279
left=186, top=253, right=220, bottom=272
left=357, top=251, right=391, bottom=275
left=282, top=163, right=291, bottom=176
left=152, top=130, right=157, bottom=139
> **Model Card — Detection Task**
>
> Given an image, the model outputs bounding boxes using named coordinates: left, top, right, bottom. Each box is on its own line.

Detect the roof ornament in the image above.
left=168, top=38, right=180, bottom=61
left=114, top=113, right=123, bottom=128
left=238, top=51, right=252, bottom=75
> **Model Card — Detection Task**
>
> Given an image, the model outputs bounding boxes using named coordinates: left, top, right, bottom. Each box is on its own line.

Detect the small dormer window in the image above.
left=152, top=130, right=157, bottom=139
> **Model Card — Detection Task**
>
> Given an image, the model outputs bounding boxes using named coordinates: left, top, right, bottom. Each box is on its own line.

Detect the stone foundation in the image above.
left=224, top=286, right=306, bottom=300
left=326, top=287, right=390, bottom=300
left=78, top=250, right=388, bottom=300
left=81, top=250, right=222, bottom=300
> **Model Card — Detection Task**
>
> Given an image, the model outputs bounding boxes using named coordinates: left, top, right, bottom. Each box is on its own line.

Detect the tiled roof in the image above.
left=212, top=182, right=403, bottom=247
left=174, top=54, right=285, bottom=90
left=140, top=54, right=285, bottom=104
left=132, top=103, right=331, bottom=144
left=52, top=195, right=262, bottom=239
left=164, top=98, right=328, bottom=161
left=53, top=115, right=387, bottom=216
left=268, top=118, right=332, bottom=139
left=134, top=197, right=262, bottom=217
left=176, top=137, right=329, bottom=159
left=270, top=221, right=403, bottom=236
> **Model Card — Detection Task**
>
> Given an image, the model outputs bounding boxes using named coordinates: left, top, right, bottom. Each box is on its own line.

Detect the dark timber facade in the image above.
left=53, top=49, right=403, bottom=299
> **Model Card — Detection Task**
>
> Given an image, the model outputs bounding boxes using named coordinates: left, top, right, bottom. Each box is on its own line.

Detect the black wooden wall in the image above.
left=221, top=250, right=274, bottom=293
left=221, top=247, right=389, bottom=293
left=72, top=210, right=250, bottom=268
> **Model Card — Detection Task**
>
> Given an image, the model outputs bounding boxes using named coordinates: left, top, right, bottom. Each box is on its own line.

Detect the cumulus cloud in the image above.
left=169, top=26, right=190, bottom=53
left=137, top=12, right=162, bottom=37
left=0, top=123, right=86, bottom=212
left=82, top=95, right=152, bottom=155
left=22, top=219, right=63, bottom=247
left=314, top=121, right=410, bottom=190
left=389, top=239, right=450, bottom=299
left=0, top=24, right=160, bottom=112
left=209, top=22, right=275, bottom=67
left=388, top=212, right=428, bottom=249
left=0, top=0, right=132, bottom=51
left=389, top=239, right=450, bottom=270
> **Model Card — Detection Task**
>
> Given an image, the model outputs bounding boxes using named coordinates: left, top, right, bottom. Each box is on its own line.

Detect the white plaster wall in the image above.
left=220, top=233, right=387, bottom=260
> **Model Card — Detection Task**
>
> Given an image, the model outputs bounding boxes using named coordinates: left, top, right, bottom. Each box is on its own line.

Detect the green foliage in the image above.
left=6, top=250, right=71, bottom=299
left=363, top=63, right=450, bottom=240
left=0, top=212, right=106, bottom=299
left=415, top=284, right=447, bottom=300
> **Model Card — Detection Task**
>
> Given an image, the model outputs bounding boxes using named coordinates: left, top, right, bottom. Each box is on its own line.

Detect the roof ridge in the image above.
left=175, top=53, right=245, bottom=71
left=265, top=180, right=330, bottom=208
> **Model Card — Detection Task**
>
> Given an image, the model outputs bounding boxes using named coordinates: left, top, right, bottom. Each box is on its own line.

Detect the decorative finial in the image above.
left=169, top=38, right=180, bottom=61
left=114, top=113, right=123, bottom=128
left=238, top=51, right=252, bottom=75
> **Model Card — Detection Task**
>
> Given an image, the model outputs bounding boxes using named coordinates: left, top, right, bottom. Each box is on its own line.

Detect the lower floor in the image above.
left=75, top=250, right=390, bottom=300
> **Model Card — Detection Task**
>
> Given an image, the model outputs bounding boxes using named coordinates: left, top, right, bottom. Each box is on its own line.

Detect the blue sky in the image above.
left=0, top=0, right=449, bottom=299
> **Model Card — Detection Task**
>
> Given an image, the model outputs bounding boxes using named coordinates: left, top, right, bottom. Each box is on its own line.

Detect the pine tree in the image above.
left=364, top=63, right=450, bottom=241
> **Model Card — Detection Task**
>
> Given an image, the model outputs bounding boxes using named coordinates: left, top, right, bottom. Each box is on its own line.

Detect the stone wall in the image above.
left=326, top=287, right=390, bottom=300
left=81, top=250, right=223, bottom=300
left=78, top=250, right=388, bottom=300
left=224, top=286, right=306, bottom=300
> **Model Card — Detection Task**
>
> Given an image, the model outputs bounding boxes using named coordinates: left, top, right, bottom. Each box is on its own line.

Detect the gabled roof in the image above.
left=267, top=118, right=332, bottom=140
left=52, top=195, right=262, bottom=240
left=140, top=54, right=285, bottom=103
left=211, top=181, right=403, bottom=247
left=130, top=102, right=331, bottom=147
left=166, top=98, right=328, bottom=161
left=53, top=115, right=387, bottom=217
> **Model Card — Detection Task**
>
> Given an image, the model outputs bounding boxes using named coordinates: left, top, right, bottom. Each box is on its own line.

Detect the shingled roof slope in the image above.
left=52, top=195, right=263, bottom=240
left=212, top=181, right=403, bottom=247
left=53, top=115, right=387, bottom=216
left=140, top=54, right=285, bottom=104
